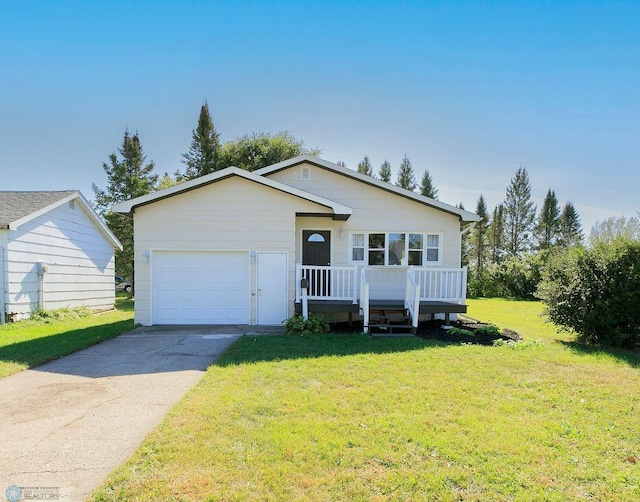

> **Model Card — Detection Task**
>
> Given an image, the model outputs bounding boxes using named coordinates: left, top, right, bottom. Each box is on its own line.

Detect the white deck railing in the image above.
left=413, top=266, right=468, bottom=304
left=295, top=264, right=358, bottom=303
left=359, top=267, right=370, bottom=333
left=296, top=265, right=468, bottom=313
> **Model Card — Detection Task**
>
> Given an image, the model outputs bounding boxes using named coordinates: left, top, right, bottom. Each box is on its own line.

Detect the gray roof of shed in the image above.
left=0, top=191, right=78, bottom=229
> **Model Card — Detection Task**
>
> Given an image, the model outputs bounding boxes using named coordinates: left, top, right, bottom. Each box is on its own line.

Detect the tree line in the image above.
left=92, top=102, right=319, bottom=286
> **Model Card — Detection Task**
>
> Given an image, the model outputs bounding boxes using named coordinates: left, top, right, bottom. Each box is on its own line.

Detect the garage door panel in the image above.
left=152, top=251, right=249, bottom=325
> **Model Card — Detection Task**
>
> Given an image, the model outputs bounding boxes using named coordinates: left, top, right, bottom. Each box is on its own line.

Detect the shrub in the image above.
left=447, top=327, right=474, bottom=337
left=537, top=237, right=640, bottom=349
left=284, top=313, right=330, bottom=336
left=474, top=324, right=502, bottom=337
left=29, top=306, right=91, bottom=323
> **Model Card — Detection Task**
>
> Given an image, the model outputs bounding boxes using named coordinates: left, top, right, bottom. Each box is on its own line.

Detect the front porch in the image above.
left=295, top=264, right=468, bottom=333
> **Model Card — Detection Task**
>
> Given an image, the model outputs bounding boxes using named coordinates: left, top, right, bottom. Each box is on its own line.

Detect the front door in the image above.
left=302, top=230, right=331, bottom=297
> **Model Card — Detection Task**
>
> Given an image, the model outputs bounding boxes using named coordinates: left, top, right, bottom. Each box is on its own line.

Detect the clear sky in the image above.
left=2, top=0, right=638, bottom=233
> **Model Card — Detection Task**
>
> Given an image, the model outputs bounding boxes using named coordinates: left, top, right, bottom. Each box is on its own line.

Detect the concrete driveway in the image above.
left=0, top=325, right=281, bottom=502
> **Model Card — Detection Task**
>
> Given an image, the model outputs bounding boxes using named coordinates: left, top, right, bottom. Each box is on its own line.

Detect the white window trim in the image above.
left=349, top=231, right=443, bottom=266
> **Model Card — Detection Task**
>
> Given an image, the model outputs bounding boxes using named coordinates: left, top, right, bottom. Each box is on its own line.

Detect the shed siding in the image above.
left=5, top=202, right=116, bottom=320
left=133, top=176, right=334, bottom=326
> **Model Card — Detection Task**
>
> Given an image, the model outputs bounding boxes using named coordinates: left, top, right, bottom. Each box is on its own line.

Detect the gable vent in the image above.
left=300, top=166, right=311, bottom=180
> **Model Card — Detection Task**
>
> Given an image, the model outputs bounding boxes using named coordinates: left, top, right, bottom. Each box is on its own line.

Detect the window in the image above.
left=350, top=232, right=441, bottom=266
left=351, top=233, right=365, bottom=261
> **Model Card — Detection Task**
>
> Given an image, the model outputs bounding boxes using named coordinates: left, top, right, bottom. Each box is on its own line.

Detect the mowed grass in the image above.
left=92, top=299, right=639, bottom=501
left=0, top=296, right=135, bottom=378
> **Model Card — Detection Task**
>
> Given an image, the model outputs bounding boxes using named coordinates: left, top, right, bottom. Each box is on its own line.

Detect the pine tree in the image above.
left=93, top=130, right=158, bottom=292
left=378, top=160, right=392, bottom=182
left=357, top=156, right=374, bottom=176
left=182, top=102, right=221, bottom=179
left=535, top=189, right=560, bottom=250
left=472, top=194, right=489, bottom=275
left=503, top=167, right=536, bottom=256
left=395, top=155, right=417, bottom=191
left=419, top=170, right=438, bottom=199
left=558, top=202, right=583, bottom=247
left=489, top=204, right=506, bottom=263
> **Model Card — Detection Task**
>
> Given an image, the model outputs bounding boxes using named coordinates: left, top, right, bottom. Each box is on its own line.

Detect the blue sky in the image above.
left=2, top=0, right=638, bottom=232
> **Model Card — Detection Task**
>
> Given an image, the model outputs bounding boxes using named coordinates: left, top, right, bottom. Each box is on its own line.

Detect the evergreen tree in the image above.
left=489, top=204, right=506, bottom=263
left=357, top=156, right=374, bottom=177
left=558, top=202, right=583, bottom=247
left=503, top=167, right=536, bottom=256
left=218, top=131, right=321, bottom=171
left=471, top=194, right=489, bottom=275
left=535, top=189, right=560, bottom=250
left=378, top=160, right=392, bottom=182
left=419, top=170, right=439, bottom=199
left=93, top=130, right=158, bottom=292
left=336, top=160, right=347, bottom=168
left=395, top=155, right=417, bottom=191
left=182, top=101, right=221, bottom=179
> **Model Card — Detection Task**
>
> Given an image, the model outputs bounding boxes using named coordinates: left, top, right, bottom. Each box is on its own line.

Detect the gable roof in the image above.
left=0, top=191, right=122, bottom=250
left=255, top=155, right=481, bottom=223
left=112, top=166, right=354, bottom=220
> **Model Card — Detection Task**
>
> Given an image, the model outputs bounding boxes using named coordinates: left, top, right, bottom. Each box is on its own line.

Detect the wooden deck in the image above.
left=295, top=299, right=467, bottom=315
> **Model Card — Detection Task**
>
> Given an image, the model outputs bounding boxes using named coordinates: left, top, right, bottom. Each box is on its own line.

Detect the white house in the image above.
left=0, top=191, right=122, bottom=322
left=113, top=156, right=480, bottom=331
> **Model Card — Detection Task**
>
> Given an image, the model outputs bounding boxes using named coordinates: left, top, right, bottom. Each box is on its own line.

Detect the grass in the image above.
left=91, top=299, right=640, bottom=501
left=0, top=296, right=135, bottom=378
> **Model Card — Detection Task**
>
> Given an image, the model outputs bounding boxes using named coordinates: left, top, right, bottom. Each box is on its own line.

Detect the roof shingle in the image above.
left=0, top=191, right=78, bottom=229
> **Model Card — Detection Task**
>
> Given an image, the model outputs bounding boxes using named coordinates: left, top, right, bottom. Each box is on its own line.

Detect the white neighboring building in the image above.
left=0, top=191, right=122, bottom=322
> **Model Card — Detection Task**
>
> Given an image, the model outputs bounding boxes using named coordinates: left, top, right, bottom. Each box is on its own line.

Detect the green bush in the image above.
left=284, top=313, right=330, bottom=336
left=474, top=324, right=502, bottom=337
left=29, top=306, right=91, bottom=323
left=537, top=237, right=640, bottom=349
left=447, top=327, right=474, bottom=337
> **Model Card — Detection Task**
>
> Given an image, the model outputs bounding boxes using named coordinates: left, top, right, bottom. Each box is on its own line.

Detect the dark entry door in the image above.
left=302, top=230, right=331, bottom=297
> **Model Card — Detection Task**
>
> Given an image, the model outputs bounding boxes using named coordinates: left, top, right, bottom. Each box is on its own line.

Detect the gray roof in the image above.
left=0, top=191, right=78, bottom=229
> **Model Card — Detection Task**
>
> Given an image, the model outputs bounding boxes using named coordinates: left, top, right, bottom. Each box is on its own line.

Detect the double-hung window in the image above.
left=350, top=232, right=441, bottom=266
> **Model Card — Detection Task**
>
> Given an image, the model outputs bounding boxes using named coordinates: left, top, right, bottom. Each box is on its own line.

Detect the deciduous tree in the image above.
left=218, top=131, right=321, bottom=171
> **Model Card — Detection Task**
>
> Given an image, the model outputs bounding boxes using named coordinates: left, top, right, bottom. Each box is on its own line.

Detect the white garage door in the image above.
left=152, top=251, right=250, bottom=325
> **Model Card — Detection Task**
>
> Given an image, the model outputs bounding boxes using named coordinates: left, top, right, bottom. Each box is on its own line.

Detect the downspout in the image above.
left=37, top=262, right=48, bottom=311
left=0, top=247, right=5, bottom=324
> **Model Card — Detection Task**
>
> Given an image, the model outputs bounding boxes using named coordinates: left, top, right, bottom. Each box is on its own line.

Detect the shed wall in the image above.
left=5, top=201, right=116, bottom=320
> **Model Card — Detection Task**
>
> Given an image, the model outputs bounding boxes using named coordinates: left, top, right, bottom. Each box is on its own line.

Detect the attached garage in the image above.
left=151, top=251, right=250, bottom=325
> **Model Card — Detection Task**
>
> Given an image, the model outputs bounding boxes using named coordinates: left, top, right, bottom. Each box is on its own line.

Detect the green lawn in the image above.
left=92, top=299, right=639, bottom=501
left=0, top=296, right=135, bottom=378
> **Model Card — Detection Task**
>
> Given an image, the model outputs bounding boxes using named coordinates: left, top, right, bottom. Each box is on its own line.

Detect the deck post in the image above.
left=301, top=278, right=309, bottom=321
left=352, top=265, right=359, bottom=304
left=295, top=263, right=302, bottom=303
left=461, top=266, right=468, bottom=305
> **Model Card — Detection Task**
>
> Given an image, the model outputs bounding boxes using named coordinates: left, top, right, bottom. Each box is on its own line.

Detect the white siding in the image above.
left=133, top=176, right=334, bottom=326
left=5, top=202, right=116, bottom=320
left=272, top=163, right=463, bottom=268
